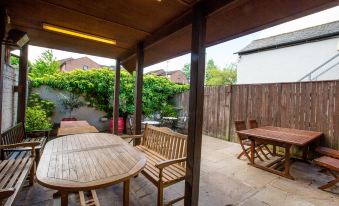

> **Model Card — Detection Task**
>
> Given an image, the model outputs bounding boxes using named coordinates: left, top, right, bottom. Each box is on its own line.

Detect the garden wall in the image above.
left=33, top=86, right=109, bottom=131
left=175, top=80, right=339, bottom=150
left=1, top=64, right=18, bottom=132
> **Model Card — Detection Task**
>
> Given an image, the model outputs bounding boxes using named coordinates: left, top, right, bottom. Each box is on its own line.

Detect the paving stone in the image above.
left=13, top=135, right=339, bottom=206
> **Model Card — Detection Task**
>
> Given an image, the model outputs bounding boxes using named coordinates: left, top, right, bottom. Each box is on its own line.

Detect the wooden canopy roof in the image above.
left=2, top=0, right=338, bottom=72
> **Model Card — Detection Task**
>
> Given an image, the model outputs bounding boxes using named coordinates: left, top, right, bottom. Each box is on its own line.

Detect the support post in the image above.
left=184, top=3, right=206, bottom=206
left=113, top=59, right=121, bottom=135
left=17, top=44, right=28, bottom=124
left=0, top=8, right=7, bottom=159
left=133, top=42, right=144, bottom=143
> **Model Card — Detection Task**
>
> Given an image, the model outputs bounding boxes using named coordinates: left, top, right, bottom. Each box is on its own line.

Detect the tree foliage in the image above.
left=182, top=59, right=237, bottom=85
left=30, top=68, right=188, bottom=117
left=29, top=50, right=60, bottom=78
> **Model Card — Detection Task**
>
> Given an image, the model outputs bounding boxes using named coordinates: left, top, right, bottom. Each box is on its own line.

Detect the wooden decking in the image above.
left=15, top=135, right=339, bottom=206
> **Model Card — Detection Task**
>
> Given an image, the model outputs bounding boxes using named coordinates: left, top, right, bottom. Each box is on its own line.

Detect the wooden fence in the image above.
left=174, top=81, right=339, bottom=150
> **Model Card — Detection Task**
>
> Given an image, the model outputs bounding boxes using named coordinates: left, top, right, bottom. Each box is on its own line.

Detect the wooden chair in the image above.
left=248, top=119, right=273, bottom=160
left=126, top=125, right=187, bottom=206
left=234, top=121, right=264, bottom=162
left=1, top=123, right=48, bottom=165
left=314, top=146, right=339, bottom=190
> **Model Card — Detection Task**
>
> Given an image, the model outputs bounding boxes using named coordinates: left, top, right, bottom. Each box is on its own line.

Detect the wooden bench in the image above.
left=128, top=125, right=187, bottom=206
left=0, top=141, right=40, bottom=205
left=314, top=146, right=339, bottom=190
left=1, top=123, right=48, bottom=164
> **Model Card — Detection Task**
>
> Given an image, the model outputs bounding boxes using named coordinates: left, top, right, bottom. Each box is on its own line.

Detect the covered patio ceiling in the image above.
left=2, top=0, right=339, bottom=72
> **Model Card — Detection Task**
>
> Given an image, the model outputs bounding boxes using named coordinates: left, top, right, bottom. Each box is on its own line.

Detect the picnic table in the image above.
left=57, top=120, right=99, bottom=136
left=237, top=126, right=322, bottom=179
left=36, top=133, right=146, bottom=206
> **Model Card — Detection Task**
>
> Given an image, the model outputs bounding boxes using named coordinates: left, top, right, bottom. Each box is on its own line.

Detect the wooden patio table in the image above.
left=60, top=120, right=91, bottom=128
left=237, top=126, right=322, bottom=179
left=36, top=133, right=146, bottom=206
left=58, top=120, right=99, bottom=136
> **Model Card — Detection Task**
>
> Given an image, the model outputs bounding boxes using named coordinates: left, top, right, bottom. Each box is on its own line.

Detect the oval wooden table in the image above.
left=36, top=133, right=146, bottom=206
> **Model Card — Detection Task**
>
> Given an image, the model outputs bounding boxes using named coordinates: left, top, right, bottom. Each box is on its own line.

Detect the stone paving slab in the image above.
left=14, top=135, right=339, bottom=206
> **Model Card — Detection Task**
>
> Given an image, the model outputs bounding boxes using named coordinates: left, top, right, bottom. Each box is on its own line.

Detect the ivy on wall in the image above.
left=30, top=68, right=189, bottom=117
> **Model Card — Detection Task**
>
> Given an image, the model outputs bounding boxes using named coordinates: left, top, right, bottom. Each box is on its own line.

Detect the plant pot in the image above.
left=62, top=117, right=77, bottom=121
left=109, top=117, right=124, bottom=134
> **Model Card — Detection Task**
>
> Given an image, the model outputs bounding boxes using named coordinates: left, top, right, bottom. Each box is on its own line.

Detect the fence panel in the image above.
left=174, top=81, right=339, bottom=149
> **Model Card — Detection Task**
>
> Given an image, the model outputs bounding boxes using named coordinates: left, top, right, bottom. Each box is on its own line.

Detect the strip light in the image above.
left=42, top=23, right=116, bottom=45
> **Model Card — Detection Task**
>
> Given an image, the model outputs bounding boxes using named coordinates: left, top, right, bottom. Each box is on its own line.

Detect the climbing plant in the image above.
left=30, top=68, right=188, bottom=117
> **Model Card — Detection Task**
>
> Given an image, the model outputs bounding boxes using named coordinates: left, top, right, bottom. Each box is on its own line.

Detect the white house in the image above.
left=236, top=21, right=339, bottom=84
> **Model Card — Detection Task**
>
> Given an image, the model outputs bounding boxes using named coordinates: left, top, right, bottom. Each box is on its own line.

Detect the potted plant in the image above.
left=59, top=92, right=84, bottom=121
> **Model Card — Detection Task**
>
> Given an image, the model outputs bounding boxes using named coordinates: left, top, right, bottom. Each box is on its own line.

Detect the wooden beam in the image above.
left=120, top=0, right=234, bottom=62
left=113, top=59, right=121, bottom=135
left=17, top=44, right=28, bottom=124
left=184, top=2, right=206, bottom=206
left=133, top=42, right=144, bottom=142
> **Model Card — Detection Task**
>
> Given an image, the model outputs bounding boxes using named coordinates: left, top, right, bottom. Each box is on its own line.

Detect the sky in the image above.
left=12, top=6, right=339, bottom=73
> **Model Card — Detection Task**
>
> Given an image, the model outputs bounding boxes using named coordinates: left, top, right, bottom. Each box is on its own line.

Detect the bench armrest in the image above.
left=0, top=188, right=15, bottom=200
left=120, top=134, right=143, bottom=144
left=155, top=157, right=187, bottom=170
left=0, top=142, right=40, bottom=157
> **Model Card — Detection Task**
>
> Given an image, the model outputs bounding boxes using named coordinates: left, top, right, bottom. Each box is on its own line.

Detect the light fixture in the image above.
left=42, top=23, right=116, bottom=45
left=6, top=29, right=29, bottom=48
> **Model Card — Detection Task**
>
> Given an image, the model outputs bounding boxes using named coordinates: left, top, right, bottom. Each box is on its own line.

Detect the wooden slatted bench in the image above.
left=314, top=146, right=339, bottom=190
left=1, top=123, right=48, bottom=164
left=0, top=141, right=39, bottom=205
left=128, top=125, right=187, bottom=206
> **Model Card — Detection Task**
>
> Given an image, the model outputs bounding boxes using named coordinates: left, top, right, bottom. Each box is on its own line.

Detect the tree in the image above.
left=182, top=63, right=190, bottom=81
left=205, top=59, right=218, bottom=82
left=10, top=56, right=19, bottom=68
left=205, top=59, right=237, bottom=86
left=29, top=50, right=59, bottom=77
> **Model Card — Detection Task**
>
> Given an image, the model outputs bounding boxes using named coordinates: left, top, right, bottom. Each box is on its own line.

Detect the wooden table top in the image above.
left=237, top=126, right=322, bottom=146
left=57, top=126, right=99, bottom=136
left=60, top=121, right=91, bottom=128
left=36, top=133, right=146, bottom=192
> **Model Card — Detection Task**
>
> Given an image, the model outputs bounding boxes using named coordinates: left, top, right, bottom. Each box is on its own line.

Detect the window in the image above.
left=83, top=65, right=89, bottom=70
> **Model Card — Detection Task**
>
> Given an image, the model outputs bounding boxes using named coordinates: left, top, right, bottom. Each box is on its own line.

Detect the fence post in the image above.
left=227, top=84, right=233, bottom=141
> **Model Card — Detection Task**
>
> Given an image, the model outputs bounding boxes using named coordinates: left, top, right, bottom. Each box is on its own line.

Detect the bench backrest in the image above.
left=1, top=123, right=25, bottom=145
left=142, top=125, right=187, bottom=168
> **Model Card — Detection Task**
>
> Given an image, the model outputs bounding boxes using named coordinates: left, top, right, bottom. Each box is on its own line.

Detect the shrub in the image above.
left=25, top=106, right=52, bottom=131
left=28, top=93, right=55, bottom=117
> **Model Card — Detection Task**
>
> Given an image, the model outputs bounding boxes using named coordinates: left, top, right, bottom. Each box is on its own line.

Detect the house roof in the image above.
left=2, top=0, right=337, bottom=72
left=238, top=20, right=339, bottom=55
left=146, top=69, right=183, bottom=76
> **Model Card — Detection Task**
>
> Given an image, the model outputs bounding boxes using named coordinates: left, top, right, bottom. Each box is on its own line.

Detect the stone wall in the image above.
left=32, top=86, right=109, bottom=131
left=1, top=64, right=18, bottom=132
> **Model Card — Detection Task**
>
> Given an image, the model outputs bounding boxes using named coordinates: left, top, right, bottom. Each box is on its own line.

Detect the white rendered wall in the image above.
left=237, top=37, right=339, bottom=84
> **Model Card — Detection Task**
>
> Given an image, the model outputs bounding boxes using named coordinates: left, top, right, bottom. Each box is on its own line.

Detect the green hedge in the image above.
left=30, top=68, right=188, bottom=117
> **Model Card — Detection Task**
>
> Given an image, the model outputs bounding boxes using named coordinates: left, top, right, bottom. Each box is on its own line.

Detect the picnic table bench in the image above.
left=127, top=125, right=187, bottom=206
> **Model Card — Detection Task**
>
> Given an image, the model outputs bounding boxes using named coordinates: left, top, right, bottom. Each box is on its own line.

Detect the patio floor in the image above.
left=15, top=135, right=339, bottom=206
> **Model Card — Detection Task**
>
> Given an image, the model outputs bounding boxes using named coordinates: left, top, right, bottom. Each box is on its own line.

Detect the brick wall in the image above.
left=1, top=64, right=18, bottom=132
left=169, top=71, right=188, bottom=84
left=62, top=57, right=101, bottom=72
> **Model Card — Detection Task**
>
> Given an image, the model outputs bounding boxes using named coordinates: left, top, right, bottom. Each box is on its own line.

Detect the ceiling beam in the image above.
left=120, top=0, right=235, bottom=62
left=38, top=0, right=151, bottom=34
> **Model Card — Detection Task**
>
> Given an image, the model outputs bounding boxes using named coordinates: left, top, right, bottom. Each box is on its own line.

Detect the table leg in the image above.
left=250, top=138, right=255, bottom=165
left=284, top=145, right=294, bottom=179
left=302, top=146, right=308, bottom=161
left=60, top=191, right=68, bottom=206
left=123, top=179, right=130, bottom=206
